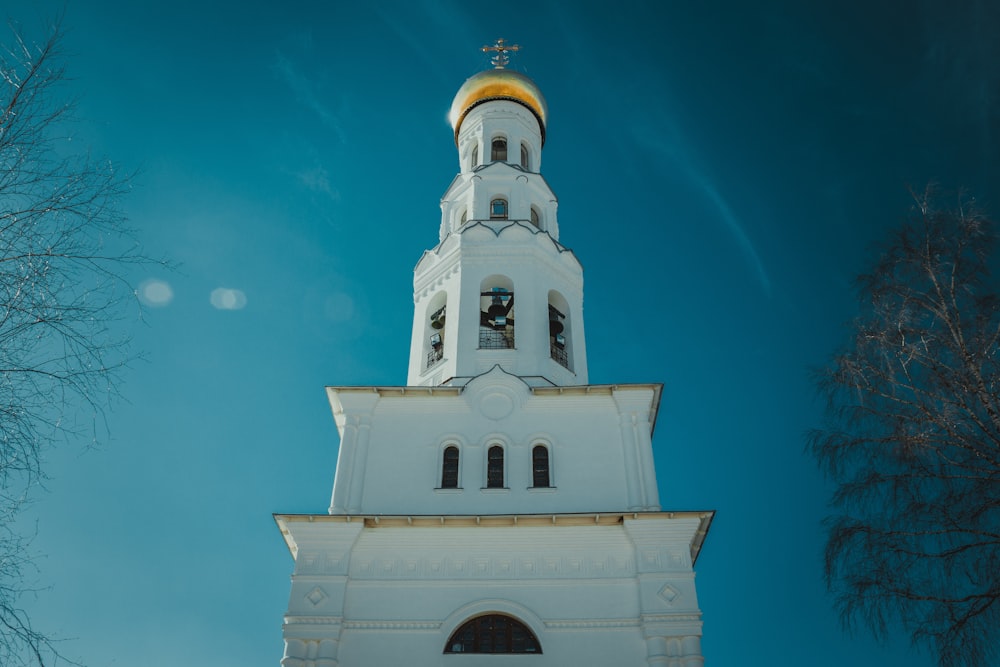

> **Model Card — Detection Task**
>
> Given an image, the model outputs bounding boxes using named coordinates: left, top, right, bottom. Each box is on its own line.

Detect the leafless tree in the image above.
left=809, top=188, right=1000, bottom=667
left=1, top=18, right=146, bottom=666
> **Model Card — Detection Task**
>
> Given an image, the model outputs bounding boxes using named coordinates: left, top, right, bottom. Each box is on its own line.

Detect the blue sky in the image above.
left=11, top=1, right=1000, bottom=665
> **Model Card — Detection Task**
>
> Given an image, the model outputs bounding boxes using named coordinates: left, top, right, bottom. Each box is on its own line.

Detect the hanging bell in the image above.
left=549, top=319, right=564, bottom=335
left=430, top=306, right=446, bottom=329
left=488, top=304, right=506, bottom=319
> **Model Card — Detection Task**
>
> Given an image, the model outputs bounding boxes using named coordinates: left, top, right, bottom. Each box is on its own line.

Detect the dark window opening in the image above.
left=471, top=144, right=479, bottom=168
left=480, top=288, right=514, bottom=348
left=491, top=137, right=507, bottom=162
left=490, top=198, right=508, bottom=219
left=520, top=144, right=529, bottom=169
left=532, top=446, right=550, bottom=488
left=445, top=615, right=541, bottom=654
left=487, top=445, right=504, bottom=488
left=549, top=304, right=569, bottom=369
left=530, top=207, right=540, bottom=228
left=427, top=332, right=444, bottom=368
left=441, top=446, right=459, bottom=488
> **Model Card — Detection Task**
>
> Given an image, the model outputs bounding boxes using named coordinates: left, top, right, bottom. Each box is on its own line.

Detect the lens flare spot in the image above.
left=323, top=292, right=355, bottom=322
left=210, top=287, right=247, bottom=310
left=138, top=279, right=174, bottom=306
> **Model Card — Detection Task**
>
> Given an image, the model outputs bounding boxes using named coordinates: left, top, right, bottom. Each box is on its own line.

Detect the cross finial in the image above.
left=481, top=38, right=520, bottom=69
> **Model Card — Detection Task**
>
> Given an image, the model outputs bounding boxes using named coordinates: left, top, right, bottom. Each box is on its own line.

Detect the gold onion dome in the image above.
left=449, top=69, right=548, bottom=145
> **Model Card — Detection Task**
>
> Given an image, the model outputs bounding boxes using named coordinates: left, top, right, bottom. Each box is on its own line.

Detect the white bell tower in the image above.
left=407, top=58, right=585, bottom=387
left=276, top=41, right=713, bottom=667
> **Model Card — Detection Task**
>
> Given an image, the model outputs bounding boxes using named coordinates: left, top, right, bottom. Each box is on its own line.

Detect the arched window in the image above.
left=460, top=208, right=468, bottom=225
left=445, top=614, right=541, bottom=654
left=441, top=446, right=459, bottom=488
left=490, top=198, right=508, bottom=219
left=425, top=293, right=447, bottom=370
left=487, top=445, right=504, bottom=488
left=520, top=143, right=529, bottom=169
left=471, top=144, right=479, bottom=168
left=491, top=137, right=507, bottom=162
left=480, top=278, right=514, bottom=349
left=548, top=291, right=571, bottom=370
left=530, top=207, right=540, bottom=228
left=532, top=445, right=550, bottom=488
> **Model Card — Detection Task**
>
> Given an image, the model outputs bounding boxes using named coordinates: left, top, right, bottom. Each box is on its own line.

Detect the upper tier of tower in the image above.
left=407, top=62, right=587, bottom=388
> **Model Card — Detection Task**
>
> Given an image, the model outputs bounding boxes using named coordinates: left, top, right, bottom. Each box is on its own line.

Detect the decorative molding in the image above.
left=658, top=584, right=680, bottom=605
left=544, top=618, right=641, bottom=629
left=283, top=616, right=343, bottom=626
left=350, top=553, right=635, bottom=579
left=640, top=613, right=704, bottom=624
left=479, top=391, right=515, bottom=420
left=342, top=620, right=442, bottom=631
left=305, top=587, right=328, bottom=606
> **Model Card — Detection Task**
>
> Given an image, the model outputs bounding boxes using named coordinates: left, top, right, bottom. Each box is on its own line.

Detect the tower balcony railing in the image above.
left=426, top=346, right=444, bottom=369
left=479, top=327, right=514, bottom=349
left=550, top=342, right=569, bottom=369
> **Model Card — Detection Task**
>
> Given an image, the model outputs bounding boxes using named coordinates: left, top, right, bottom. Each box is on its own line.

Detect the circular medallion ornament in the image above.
left=480, top=392, right=514, bottom=420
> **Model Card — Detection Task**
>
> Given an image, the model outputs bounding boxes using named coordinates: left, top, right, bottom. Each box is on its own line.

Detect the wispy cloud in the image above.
left=683, top=167, right=772, bottom=296
left=630, top=112, right=772, bottom=296
left=371, top=0, right=473, bottom=87
left=296, top=163, right=339, bottom=200
left=543, top=12, right=772, bottom=296
left=273, top=53, right=346, bottom=143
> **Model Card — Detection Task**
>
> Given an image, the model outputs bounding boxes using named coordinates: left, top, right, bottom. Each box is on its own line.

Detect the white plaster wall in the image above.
left=329, top=371, right=659, bottom=515
left=280, top=518, right=706, bottom=667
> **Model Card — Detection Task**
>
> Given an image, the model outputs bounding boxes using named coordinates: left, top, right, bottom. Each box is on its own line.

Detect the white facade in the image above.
left=276, top=62, right=713, bottom=667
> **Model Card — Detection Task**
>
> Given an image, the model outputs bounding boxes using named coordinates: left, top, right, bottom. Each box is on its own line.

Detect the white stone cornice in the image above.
left=543, top=618, right=641, bottom=629
left=342, top=620, right=442, bottom=631
left=283, top=616, right=344, bottom=626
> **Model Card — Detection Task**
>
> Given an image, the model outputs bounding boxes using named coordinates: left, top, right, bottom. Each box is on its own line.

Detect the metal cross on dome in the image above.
left=482, top=38, right=520, bottom=69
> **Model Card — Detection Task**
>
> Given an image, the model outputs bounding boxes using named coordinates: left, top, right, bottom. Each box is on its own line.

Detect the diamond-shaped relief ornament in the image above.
left=658, top=583, right=680, bottom=604
left=305, top=586, right=328, bottom=606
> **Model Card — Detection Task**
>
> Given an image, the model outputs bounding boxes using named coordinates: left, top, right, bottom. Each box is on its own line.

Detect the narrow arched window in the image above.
left=549, top=300, right=570, bottom=369
left=471, top=144, right=479, bottom=168
left=530, top=207, right=540, bottom=228
left=520, top=143, right=529, bottom=169
left=532, top=445, right=550, bottom=488
left=487, top=445, right=504, bottom=488
left=490, top=198, right=508, bottom=219
left=441, top=446, right=459, bottom=488
left=491, top=137, right=507, bottom=162
left=445, top=614, right=541, bottom=654
left=460, top=208, right=468, bottom=225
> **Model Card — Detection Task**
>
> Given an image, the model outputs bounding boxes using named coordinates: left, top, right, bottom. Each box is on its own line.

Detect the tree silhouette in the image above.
left=1, top=19, right=148, bottom=665
left=810, top=188, right=1000, bottom=667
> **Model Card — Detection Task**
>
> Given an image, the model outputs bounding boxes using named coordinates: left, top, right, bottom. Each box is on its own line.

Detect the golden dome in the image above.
left=449, top=69, right=548, bottom=145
